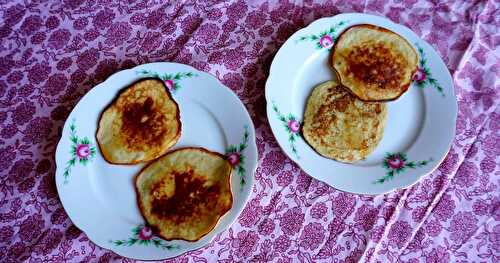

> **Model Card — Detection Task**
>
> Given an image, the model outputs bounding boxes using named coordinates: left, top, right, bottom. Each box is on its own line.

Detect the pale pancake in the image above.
left=135, top=147, right=233, bottom=241
left=303, top=80, right=387, bottom=163
left=332, top=24, right=418, bottom=101
left=96, top=78, right=181, bottom=164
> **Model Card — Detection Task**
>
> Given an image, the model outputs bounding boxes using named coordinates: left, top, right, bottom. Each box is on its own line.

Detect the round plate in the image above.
left=265, top=13, right=457, bottom=195
left=55, top=62, right=257, bottom=260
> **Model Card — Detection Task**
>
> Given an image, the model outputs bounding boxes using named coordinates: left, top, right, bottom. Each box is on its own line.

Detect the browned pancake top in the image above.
left=309, top=86, right=352, bottom=137
left=96, top=78, right=181, bottom=164
left=345, top=43, right=406, bottom=92
left=119, top=96, right=168, bottom=151
left=135, top=147, right=233, bottom=241
left=331, top=24, right=419, bottom=101
left=150, top=168, right=220, bottom=224
left=302, top=80, right=387, bottom=163
left=308, top=85, right=383, bottom=140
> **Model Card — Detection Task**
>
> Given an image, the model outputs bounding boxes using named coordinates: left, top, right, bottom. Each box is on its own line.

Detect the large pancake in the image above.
left=332, top=24, right=418, bottom=101
left=302, top=80, right=387, bottom=163
left=135, top=147, right=233, bottom=241
left=96, top=78, right=181, bottom=164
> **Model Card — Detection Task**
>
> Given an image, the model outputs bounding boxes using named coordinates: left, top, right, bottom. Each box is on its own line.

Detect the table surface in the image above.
left=1, top=1, right=499, bottom=262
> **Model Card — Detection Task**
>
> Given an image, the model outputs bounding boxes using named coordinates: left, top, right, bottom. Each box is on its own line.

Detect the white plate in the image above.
left=265, top=13, right=457, bottom=195
left=55, top=62, right=257, bottom=260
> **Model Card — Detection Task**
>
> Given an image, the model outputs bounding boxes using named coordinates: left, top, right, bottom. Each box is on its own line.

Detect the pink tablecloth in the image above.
left=1, top=1, right=499, bottom=262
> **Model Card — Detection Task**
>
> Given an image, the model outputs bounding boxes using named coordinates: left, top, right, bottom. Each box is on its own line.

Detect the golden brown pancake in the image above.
left=96, top=78, right=181, bottom=164
left=332, top=24, right=418, bottom=101
left=303, top=80, right=387, bottom=163
left=135, top=147, right=233, bottom=241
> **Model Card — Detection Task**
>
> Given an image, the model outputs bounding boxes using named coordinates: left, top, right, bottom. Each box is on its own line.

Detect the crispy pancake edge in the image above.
left=134, top=147, right=233, bottom=242
left=95, top=77, right=182, bottom=165
left=331, top=24, right=418, bottom=102
left=302, top=80, right=387, bottom=163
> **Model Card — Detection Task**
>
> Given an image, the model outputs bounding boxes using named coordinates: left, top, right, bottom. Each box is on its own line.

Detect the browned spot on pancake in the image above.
left=150, top=169, right=220, bottom=223
left=309, top=88, right=356, bottom=138
left=310, top=100, right=337, bottom=137
left=346, top=43, right=405, bottom=90
left=361, top=111, right=375, bottom=118
left=333, top=95, right=352, bottom=112
left=120, top=97, right=167, bottom=151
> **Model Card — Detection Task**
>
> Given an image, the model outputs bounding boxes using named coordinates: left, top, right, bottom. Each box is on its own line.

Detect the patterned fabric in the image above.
left=1, top=1, right=499, bottom=262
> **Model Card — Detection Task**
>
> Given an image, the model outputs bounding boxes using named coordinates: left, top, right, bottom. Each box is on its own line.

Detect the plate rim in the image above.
left=265, top=12, right=457, bottom=195
left=54, top=62, right=258, bottom=259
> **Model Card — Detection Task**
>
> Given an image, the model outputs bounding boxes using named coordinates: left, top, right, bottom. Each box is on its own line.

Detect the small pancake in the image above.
left=135, top=147, right=233, bottom=241
left=303, top=80, right=387, bottom=163
left=332, top=24, right=418, bottom=101
left=96, top=78, right=181, bottom=164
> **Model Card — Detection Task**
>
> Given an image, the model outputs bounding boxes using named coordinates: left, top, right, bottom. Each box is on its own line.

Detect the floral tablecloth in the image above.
left=1, top=1, right=499, bottom=262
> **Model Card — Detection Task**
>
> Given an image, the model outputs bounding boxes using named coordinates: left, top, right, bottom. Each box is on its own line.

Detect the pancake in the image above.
left=96, top=78, right=181, bottom=164
left=331, top=24, right=418, bottom=101
left=302, top=80, right=387, bottom=163
left=135, top=147, right=233, bottom=241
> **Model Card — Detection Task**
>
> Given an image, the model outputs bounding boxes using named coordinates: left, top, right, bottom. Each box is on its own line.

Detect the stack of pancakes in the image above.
left=303, top=25, right=418, bottom=163
left=96, top=78, right=233, bottom=242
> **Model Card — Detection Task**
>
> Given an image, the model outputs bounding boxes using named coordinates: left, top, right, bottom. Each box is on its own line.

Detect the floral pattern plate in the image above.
left=265, top=13, right=457, bottom=195
left=54, top=62, right=258, bottom=260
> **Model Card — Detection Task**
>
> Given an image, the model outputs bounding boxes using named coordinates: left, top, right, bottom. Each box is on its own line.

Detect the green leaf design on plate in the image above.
left=272, top=101, right=300, bottom=159
left=226, top=126, right=250, bottom=190
left=295, top=21, right=348, bottom=50
left=413, top=43, right=445, bottom=97
left=135, top=69, right=198, bottom=93
left=63, top=119, right=96, bottom=184
left=374, top=152, right=432, bottom=184
left=110, top=225, right=180, bottom=250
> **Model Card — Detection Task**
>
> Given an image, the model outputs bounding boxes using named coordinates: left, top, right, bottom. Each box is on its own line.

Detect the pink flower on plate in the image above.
left=138, top=226, right=153, bottom=240
left=388, top=155, right=405, bottom=169
left=227, top=152, right=240, bottom=166
left=164, top=79, right=174, bottom=91
left=319, top=35, right=334, bottom=48
left=287, top=119, right=300, bottom=133
left=413, top=68, right=427, bottom=82
left=76, top=144, right=90, bottom=159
